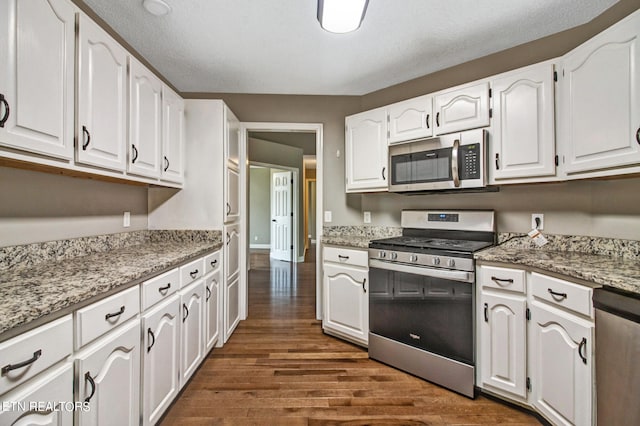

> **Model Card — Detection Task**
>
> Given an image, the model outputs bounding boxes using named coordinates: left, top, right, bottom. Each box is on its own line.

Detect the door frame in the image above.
left=240, top=122, right=324, bottom=320
left=249, top=162, right=299, bottom=262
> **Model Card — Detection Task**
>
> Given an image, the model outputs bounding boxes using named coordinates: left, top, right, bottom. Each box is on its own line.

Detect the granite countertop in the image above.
left=321, top=225, right=402, bottom=249
left=0, top=236, right=222, bottom=340
left=322, top=235, right=372, bottom=249
left=475, top=245, right=640, bottom=295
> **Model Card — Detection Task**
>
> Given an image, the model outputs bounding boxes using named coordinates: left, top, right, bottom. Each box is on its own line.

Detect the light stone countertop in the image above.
left=475, top=246, right=640, bottom=295
left=321, top=235, right=372, bottom=249
left=0, top=240, right=222, bottom=341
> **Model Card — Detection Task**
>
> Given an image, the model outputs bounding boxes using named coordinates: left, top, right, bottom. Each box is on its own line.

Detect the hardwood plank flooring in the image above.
left=161, top=246, right=540, bottom=425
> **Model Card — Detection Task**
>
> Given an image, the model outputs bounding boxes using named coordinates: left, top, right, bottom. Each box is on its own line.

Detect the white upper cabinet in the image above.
left=128, top=57, right=162, bottom=178
left=345, top=107, right=388, bottom=192
left=224, top=106, right=240, bottom=168
left=77, top=14, right=127, bottom=171
left=490, top=62, right=557, bottom=183
left=161, top=85, right=185, bottom=183
left=387, top=94, right=433, bottom=144
left=559, top=10, right=640, bottom=176
left=434, top=82, right=490, bottom=135
left=224, top=106, right=240, bottom=223
left=0, top=0, right=75, bottom=160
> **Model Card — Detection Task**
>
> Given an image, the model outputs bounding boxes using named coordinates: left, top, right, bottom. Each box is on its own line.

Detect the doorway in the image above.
left=240, top=123, right=324, bottom=321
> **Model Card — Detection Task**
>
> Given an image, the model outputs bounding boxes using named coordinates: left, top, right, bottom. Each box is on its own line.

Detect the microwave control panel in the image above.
left=459, top=144, right=481, bottom=180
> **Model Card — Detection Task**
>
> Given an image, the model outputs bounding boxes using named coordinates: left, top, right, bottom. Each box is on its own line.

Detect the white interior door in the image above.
left=270, top=171, right=292, bottom=261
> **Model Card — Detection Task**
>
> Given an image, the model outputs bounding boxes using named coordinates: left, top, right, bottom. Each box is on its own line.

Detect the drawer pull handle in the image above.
left=362, top=278, right=367, bottom=293
left=164, top=156, right=170, bottom=172
left=338, top=255, right=350, bottom=260
left=206, top=285, right=212, bottom=302
left=227, top=232, right=231, bottom=245
left=0, top=93, right=9, bottom=128
left=131, top=144, right=139, bottom=163
left=105, top=305, right=125, bottom=320
left=158, top=283, right=171, bottom=293
left=578, top=337, right=587, bottom=365
left=84, top=372, right=96, bottom=403
left=484, top=303, right=489, bottom=322
left=491, top=276, right=514, bottom=285
left=227, top=202, right=231, bottom=215
left=425, top=114, right=430, bottom=129
left=548, top=288, right=568, bottom=301
left=183, top=303, right=189, bottom=322
left=189, top=269, right=199, bottom=279
left=147, top=328, right=155, bottom=353
left=210, top=260, right=218, bottom=267
left=436, top=112, right=440, bottom=127
left=82, top=126, right=91, bottom=150
left=1, top=349, right=42, bottom=375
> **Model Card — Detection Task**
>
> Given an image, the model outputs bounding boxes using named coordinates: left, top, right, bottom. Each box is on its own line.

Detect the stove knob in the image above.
left=410, top=255, right=418, bottom=262
left=390, top=252, right=398, bottom=260
left=379, top=251, right=386, bottom=259
left=432, top=257, right=441, bottom=265
left=447, top=259, right=456, bottom=268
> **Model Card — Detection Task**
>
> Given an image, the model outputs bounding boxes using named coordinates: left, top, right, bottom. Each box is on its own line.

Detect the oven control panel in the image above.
left=369, top=249, right=474, bottom=272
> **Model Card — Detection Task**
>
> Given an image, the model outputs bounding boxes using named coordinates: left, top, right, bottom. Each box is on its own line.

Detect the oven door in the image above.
left=369, top=260, right=475, bottom=365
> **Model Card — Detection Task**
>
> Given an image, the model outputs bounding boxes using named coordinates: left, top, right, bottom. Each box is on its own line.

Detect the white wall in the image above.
left=0, top=166, right=148, bottom=247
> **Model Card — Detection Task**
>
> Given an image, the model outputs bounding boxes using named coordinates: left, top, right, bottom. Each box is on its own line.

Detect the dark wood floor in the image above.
left=161, top=246, right=540, bottom=425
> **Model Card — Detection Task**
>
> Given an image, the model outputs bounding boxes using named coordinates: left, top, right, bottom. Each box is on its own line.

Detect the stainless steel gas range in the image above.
left=368, top=210, right=495, bottom=398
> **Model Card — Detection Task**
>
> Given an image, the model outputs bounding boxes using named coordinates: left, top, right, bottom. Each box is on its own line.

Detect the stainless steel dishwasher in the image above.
left=593, top=288, right=640, bottom=425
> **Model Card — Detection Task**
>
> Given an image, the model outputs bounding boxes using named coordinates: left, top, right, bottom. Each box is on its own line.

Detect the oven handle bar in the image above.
left=369, top=259, right=474, bottom=283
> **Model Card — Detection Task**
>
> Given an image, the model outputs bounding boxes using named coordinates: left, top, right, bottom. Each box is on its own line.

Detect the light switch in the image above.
left=324, top=211, right=332, bottom=223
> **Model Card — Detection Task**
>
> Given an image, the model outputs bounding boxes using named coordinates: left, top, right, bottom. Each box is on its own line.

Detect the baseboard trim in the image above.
left=250, top=243, right=270, bottom=249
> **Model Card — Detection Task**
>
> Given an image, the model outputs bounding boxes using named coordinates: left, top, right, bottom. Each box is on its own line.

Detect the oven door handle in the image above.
left=369, top=259, right=474, bottom=283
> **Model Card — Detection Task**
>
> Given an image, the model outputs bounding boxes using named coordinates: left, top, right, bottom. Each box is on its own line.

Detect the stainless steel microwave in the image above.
left=388, top=129, right=487, bottom=192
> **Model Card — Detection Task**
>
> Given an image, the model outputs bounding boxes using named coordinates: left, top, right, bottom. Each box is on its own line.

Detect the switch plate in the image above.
left=123, top=211, right=131, bottom=227
left=363, top=211, right=371, bottom=223
left=531, top=213, right=544, bottom=230
left=324, top=211, right=332, bottom=223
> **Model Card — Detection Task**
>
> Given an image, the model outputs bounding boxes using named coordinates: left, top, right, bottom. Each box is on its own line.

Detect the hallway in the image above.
left=161, top=248, right=540, bottom=425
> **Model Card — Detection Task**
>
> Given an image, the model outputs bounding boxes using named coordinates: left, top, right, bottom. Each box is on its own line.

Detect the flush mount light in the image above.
left=317, top=0, right=369, bottom=34
left=143, top=0, right=171, bottom=16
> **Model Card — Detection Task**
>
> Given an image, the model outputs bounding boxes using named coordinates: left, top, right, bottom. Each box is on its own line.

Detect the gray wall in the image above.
left=249, top=138, right=306, bottom=259
left=308, top=180, right=317, bottom=240
left=249, top=167, right=271, bottom=246
left=0, top=166, right=148, bottom=247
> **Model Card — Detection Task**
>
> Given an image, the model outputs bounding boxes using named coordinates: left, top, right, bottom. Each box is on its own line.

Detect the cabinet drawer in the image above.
left=0, top=315, right=72, bottom=395
left=75, top=286, right=140, bottom=349
left=480, top=266, right=526, bottom=293
left=142, top=268, right=180, bottom=311
left=531, top=273, right=593, bottom=318
left=205, top=251, right=221, bottom=275
left=180, top=257, right=204, bottom=287
left=323, top=247, right=368, bottom=268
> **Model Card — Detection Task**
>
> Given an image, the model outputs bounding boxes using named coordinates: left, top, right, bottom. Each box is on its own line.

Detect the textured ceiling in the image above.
left=81, top=0, right=618, bottom=95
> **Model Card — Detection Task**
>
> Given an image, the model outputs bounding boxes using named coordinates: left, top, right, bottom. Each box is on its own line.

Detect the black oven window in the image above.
left=412, top=147, right=452, bottom=183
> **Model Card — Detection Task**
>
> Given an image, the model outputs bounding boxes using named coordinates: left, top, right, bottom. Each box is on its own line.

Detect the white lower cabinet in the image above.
left=142, top=294, right=180, bottom=426
left=322, top=247, right=369, bottom=346
left=224, top=275, right=240, bottom=344
left=75, top=319, right=140, bottom=426
left=530, top=300, right=593, bottom=426
left=204, top=269, right=221, bottom=352
left=477, top=264, right=596, bottom=425
left=0, top=363, right=73, bottom=426
left=179, top=280, right=205, bottom=387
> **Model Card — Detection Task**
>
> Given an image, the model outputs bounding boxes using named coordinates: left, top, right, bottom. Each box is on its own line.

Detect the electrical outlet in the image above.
left=254, top=236, right=258, bottom=241
left=123, top=211, right=131, bottom=227
left=363, top=211, right=371, bottom=223
left=531, top=213, right=544, bottom=230
left=324, top=211, right=332, bottom=223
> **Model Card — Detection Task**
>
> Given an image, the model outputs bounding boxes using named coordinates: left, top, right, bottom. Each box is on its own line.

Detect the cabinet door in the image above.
left=530, top=301, right=593, bottom=426
left=204, top=269, right=221, bottom=352
left=224, top=106, right=241, bottom=222
left=180, top=281, right=204, bottom=387
left=161, top=85, right=184, bottom=183
left=323, top=263, right=368, bottom=345
left=128, top=57, right=162, bottom=178
left=224, top=275, right=241, bottom=344
left=387, top=95, right=433, bottom=144
left=434, top=82, right=490, bottom=135
left=0, top=0, right=75, bottom=160
left=0, top=364, right=72, bottom=426
left=224, top=106, right=240, bottom=167
left=490, top=63, right=556, bottom=182
left=76, top=319, right=140, bottom=426
left=479, top=292, right=527, bottom=399
left=345, top=107, right=388, bottom=192
left=142, top=296, right=180, bottom=426
left=224, top=223, right=240, bottom=282
left=77, top=14, right=127, bottom=171
left=560, top=11, right=640, bottom=175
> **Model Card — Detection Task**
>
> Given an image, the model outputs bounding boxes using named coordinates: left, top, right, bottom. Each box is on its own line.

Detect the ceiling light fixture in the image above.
left=317, top=0, right=369, bottom=34
left=142, top=0, right=171, bottom=16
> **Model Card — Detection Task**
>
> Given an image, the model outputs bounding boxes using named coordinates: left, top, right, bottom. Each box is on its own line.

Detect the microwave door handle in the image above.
left=451, top=139, right=460, bottom=187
